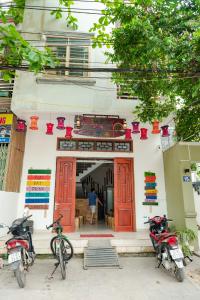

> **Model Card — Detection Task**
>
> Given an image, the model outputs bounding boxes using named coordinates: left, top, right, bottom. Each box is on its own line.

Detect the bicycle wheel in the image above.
left=59, top=240, right=66, bottom=280
left=62, top=238, right=74, bottom=261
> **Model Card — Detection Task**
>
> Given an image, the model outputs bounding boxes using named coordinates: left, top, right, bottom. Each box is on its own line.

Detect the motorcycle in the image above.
left=144, top=215, right=185, bottom=282
left=0, top=215, right=35, bottom=288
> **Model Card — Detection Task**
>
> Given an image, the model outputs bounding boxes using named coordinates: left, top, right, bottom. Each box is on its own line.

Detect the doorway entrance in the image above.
left=54, top=157, right=135, bottom=232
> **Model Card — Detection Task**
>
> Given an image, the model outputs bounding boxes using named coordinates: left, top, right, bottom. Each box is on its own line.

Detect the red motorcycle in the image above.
left=145, top=215, right=185, bottom=282
left=0, top=215, right=35, bottom=288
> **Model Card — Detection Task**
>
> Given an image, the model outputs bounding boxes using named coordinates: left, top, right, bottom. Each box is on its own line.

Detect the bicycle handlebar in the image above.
left=46, top=214, right=63, bottom=230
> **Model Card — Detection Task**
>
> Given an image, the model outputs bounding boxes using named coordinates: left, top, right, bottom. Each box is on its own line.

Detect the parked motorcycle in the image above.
left=0, top=215, right=35, bottom=288
left=145, top=215, right=185, bottom=282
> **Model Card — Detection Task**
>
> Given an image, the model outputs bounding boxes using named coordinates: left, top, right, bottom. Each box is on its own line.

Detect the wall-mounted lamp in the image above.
left=76, top=116, right=81, bottom=128
left=123, top=119, right=127, bottom=130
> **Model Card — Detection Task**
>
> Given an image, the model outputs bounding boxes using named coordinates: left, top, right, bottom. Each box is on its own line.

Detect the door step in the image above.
left=83, top=240, right=121, bottom=269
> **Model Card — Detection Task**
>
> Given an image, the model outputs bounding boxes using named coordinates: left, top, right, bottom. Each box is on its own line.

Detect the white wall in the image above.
left=194, top=190, right=200, bottom=226
left=0, top=191, right=19, bottom=227
left=17, top=117, right=167, bottom=231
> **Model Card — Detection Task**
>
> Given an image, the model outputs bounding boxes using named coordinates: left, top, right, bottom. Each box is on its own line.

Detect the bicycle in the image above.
left=46, top=214, right=73, bottom=280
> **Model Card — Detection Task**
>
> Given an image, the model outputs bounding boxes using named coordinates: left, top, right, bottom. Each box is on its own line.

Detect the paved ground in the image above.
left=0, top=256, right=200, bottom=300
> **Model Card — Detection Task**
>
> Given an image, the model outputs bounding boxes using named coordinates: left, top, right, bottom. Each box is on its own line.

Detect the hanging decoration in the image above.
left=152, top=120, right=161, bottom=134
left=65, top=126, right=73, bottom=139
left=16, top=119, right=26, bottom=132
left=143, top=172, right=158, bottom=206
left=132, top=121, right=140, bottom=134
left=46, top=123, right=54, bottom=135
left=29, top=116, right=39, bottom=130
left=161, top=125, right=170, bottom=137
left=140, top=128, right=148, bottom=140
left=125, top=128, right=132, bottom=140
left=56, top=117, right=65, bottom=130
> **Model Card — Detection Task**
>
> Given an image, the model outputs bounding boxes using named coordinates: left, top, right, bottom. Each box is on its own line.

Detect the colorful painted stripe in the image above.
left=143, top=202, right=158, bottom=206
left=145, top=176, right=156, bottom=182
left=25, top=205, right=49, bottom=210
left=145, top=194, right=157, bottom=197
left=27, top=181, right=51, bottom=187
left=144, top=172, right=155, bottom=177
left=145, top=189, right=157, bottom=194
left=27, top=175, right=51, bottom=180
left=145, top=196, right=157, bottom=200
left=25, top=198, right=49, bottom=204
left=26, top=186, right=50, bottom=192
left=25, top=192, right=49, bottom=198
left=28, top=169, right=51, bottom=174
left=145, top=183, right=157, bottom=188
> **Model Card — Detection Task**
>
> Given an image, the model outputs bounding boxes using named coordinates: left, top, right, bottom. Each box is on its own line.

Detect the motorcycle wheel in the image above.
left=175, top=267, right=184, bottom=282
left=14, top=261, right=26, bottom=288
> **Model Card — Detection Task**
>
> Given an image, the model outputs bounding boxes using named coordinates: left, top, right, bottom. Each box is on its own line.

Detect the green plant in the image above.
left=169, top=225, right=197, bottom=257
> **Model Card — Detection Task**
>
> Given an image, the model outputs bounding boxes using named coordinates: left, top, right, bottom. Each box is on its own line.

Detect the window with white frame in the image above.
left=46, top=36, right=90, bottom=77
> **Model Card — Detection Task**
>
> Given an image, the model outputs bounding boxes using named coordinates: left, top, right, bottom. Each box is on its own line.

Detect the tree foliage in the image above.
left=90, top=0, right=200, bottom=141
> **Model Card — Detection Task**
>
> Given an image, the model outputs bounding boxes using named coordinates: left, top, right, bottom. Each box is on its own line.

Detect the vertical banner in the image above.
left=0, top=114, right=13, bottom=143
left=143, top=172, right=158, bottom=206
left=25, top=169, right=51, bottom=210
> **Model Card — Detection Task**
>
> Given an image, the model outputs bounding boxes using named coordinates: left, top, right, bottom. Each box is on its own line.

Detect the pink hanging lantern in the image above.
left=140, top=128, right=148, bottom=140
left=29, top=116, right=39, bottom=130
left=16, top=119, right=26, bottom=132
left=56, top=117, right=65, bottom=130
left=131, top=121, right=140, bottom=134
left=65, top=126, right=73, bottom=139
left=161, top=125, right=170, bottom=137
left=152, top=120, right=161, bottom=134
left=46, top=123, right=54, bottom=135
left=125, top=128, right=132, bottom=140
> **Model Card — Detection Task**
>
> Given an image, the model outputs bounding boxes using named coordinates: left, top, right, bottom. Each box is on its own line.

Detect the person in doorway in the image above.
left=88, top=188, right=103, bottom=225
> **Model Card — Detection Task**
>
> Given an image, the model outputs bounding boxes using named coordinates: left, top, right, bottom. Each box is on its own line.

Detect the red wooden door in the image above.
left=54, top=157, right=76, bottom=232
left=114, top=158, right=135, bottom=232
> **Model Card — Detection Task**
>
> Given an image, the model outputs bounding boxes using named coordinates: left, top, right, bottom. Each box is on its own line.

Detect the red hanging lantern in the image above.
left=140, top=128, right=148, bottom=140
left=16, top=119, right=26, bottom=132
left=152, top=120, right=161, bottom=134
left=46, top=123, right=54, bottom=135
left=29, top=116, right=39, bottom=130
left=56, top=117, right=65, bottom=130
left=161, top=125, right=170, bottom=137
left=125, top=128, right=132, bottom=140
left=65, top=126, right=73, bottom=139
left=132, top=121, right=140, bottom=134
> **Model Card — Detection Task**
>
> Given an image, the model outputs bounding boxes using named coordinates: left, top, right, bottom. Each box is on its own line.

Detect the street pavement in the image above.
left=0, top=256, right=200, bottom=300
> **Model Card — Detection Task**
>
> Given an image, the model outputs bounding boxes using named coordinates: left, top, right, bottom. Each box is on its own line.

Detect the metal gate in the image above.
left=0, top=144, right=8, bottom=190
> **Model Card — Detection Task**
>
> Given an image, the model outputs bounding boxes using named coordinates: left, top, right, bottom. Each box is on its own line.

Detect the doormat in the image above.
left=80, top=234, right=114, bottom=238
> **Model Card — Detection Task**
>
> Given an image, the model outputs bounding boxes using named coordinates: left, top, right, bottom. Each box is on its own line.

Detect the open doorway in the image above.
left=75, top=159, right=114, bottom=231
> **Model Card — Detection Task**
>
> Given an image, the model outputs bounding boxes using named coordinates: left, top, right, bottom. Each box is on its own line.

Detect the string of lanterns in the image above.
left=16, top=116, right=170, bottom=140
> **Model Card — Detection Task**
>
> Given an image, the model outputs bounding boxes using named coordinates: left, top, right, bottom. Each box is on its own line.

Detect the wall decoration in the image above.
left=29, top=116, right=39, bottom=130
left=140, top=128, right=148, bottom=140
left=57, top=117, right=65, bottom=130
left=16, top=119, right=27, bottom=132
left=46, top=123, right=54, bottom=135
left=25, top=169, right=51, bottom=210
left=143, top=172, right=158, bottom=205
left=131, top=121, right=140, bottom=134
left=65, top=126, right=73, bottom=139
left=0, top=113, right=13, bottom=143
left=152, top=120, right=161, bottom=134
left=125, top=128, right=132, bottom=140
left=74, top=114, right=125, bottom=138
left=161, top=125, right=170, bottom=137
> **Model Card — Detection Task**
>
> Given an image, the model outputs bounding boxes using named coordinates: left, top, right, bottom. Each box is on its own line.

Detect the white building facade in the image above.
left=9, top=0, right=167, bottom=232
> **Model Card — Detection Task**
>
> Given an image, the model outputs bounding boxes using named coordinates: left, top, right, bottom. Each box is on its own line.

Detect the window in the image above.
left=117, top=84, right=138, bottom=100
left=46, top=36, right=90, bottom=77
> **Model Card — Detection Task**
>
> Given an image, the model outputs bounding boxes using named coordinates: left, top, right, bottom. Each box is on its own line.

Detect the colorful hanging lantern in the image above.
left=56, top=117, right=65, bottom=130
left=152, top=120, right=161, bottom=134
left=16, top=119, right=26, bottom=132
left=161, top=125, right=170, bottom=137
left=65, top=126, right=73, bottom=139
left=140, top=128, right=148, bottom=140
left=125, top=128, right=132, bottom=140
left=132, top=121, right=140, bottom=134
left=46, top=123, right=54, bottom=135
left=29, top=116, right=39, bottom=130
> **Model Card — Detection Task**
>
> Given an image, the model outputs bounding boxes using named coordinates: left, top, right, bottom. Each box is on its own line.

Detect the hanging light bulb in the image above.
left=76, top=116, right=81, bottom=128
